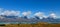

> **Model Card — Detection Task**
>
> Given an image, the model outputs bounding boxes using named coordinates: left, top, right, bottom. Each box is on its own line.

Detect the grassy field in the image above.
left=0, top=22, right=60, bottom=27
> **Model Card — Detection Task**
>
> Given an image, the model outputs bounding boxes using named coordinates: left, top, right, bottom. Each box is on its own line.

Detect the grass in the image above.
left=0, top=22, right=60, bottom=27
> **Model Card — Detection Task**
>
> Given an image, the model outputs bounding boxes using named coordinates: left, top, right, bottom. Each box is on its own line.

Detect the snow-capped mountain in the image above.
left=0, top=15, right=59, bottom=22
left=0, top=9, right=59, bottom=24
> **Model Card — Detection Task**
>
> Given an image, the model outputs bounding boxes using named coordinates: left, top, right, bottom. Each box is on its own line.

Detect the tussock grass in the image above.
left=0, top=22, right=60, bottom=27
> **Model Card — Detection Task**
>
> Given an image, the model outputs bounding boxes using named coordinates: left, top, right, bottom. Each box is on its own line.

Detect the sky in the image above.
left=0, top=0, right=60, bottom=18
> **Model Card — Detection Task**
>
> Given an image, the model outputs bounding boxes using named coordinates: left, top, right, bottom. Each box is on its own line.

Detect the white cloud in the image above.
left=27, top=11, right=31, bottom=15
left=34, top=12, right=44, bottom=17
left=1, top=10, right=20, bottom=16
left=34, top=12, right=44, bottom=19
left=0, top=8, right=4, bottom=15
left=0, top=8, right=57, bottom=19
left=22, top=12, right=27, bottom=16
left=43, top=16, right=48, bottom=18
left=22, top=11, right=31, bottom=16
left=50, top=13, right=56, bottom=18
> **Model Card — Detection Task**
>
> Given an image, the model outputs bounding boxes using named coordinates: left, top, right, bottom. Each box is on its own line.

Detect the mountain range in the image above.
left=0, top=15, right=60, bottom=24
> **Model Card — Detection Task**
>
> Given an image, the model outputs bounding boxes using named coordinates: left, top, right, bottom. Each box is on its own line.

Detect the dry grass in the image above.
left=0, top=22, right=60, bottom=27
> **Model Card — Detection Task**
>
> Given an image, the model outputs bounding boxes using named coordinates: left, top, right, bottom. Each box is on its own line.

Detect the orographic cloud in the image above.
left=50, top=13, right=56, bottom=18
left=34, top=12, right=44, bottom=17
left=1, top=10, right=20, bottom=16
left=22, top=11, right=31, bottom=16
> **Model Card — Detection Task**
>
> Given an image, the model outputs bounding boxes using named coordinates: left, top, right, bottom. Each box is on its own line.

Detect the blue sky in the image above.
left=0, top=0, right=60, bottom=17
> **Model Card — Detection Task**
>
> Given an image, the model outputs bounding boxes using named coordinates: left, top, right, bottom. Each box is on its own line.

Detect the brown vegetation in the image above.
left=0, top=22, right=60, bottom=27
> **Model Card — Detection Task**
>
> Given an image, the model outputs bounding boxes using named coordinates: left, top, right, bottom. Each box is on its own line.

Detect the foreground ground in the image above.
left=0, top=22, right=60, bottom=27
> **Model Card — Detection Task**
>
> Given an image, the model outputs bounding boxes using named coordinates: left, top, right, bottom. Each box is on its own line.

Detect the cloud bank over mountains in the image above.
left=22, top=11, right=31, bottom=16
left=1, top=10, right=20, bottom=16
left=0, top=8, right=59, bottom=23
left=50, top=13, right=56, bottom=18
left=0, top=8, right=57, bottom=19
